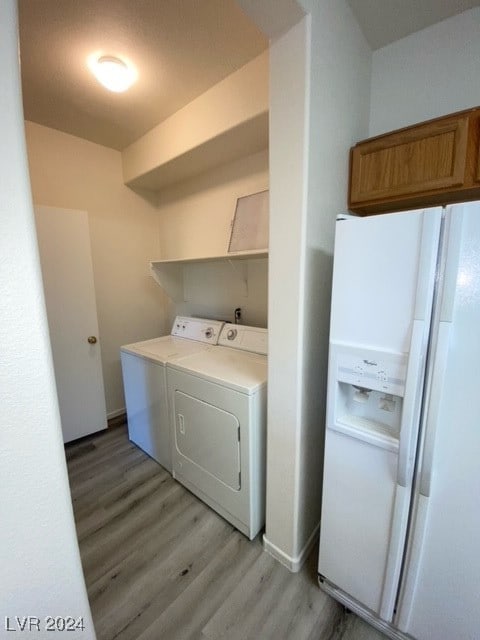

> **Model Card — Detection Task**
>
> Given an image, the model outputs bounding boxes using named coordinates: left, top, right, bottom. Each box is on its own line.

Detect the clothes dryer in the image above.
left=167, top=323, right=267, bottom=539
left=120, top=317, right=224, bottom=471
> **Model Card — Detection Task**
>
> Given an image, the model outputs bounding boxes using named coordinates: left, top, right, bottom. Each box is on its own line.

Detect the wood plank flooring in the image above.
left=332, top=613, right=389, bottom=640
left=66, top=425, right=387, bottom=640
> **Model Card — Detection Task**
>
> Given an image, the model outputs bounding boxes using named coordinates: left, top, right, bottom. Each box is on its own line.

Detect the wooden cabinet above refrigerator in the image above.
left=349, top=107, right=480, bottom=215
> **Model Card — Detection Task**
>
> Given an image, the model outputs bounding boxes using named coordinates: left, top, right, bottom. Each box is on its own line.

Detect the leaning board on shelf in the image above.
left=228, top=190, right=269, bottom=253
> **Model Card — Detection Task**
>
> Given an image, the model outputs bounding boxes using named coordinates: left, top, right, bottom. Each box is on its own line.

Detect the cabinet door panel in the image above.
left=350, top=115, right=469, bottom=204
left=476, top=142, right=480, bottom=183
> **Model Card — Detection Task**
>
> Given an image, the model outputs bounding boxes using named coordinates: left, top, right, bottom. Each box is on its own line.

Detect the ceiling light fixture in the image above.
left=89, top=55, right=137, bottom=93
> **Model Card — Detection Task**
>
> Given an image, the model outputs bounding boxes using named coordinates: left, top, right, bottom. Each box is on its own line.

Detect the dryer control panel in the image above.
left=218, top=323, right=268, bottom=354
left=171, top=316, right=224, bottom=344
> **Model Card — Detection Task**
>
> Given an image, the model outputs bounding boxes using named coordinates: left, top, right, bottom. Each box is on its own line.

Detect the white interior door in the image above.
left=35, top=205, right=107, bottom=443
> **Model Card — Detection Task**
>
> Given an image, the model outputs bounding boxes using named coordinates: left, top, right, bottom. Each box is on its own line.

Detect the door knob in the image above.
left=87, top=336, right=97, bottom=344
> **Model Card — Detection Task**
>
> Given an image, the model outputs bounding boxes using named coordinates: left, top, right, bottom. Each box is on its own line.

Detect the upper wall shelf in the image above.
left=150, top=250, right=268, bottom=302
left=151, top=249, right=268, bottom=266
left=126, top=115, right=269, bottom=191
left=122, top=52, right=269, bottom=192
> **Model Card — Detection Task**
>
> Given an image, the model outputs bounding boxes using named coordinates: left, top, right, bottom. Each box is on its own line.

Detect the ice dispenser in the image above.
left=328, top=344, right=408, bottom=449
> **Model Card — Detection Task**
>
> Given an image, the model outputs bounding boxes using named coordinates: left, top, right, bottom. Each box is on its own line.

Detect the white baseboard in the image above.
left=107, top=407, right=126, bottom=420
left=263, top=523, right=319, bottom=573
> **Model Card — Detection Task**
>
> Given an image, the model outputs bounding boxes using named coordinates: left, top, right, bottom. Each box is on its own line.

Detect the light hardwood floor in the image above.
left=66, top=425, right=387, bottom=640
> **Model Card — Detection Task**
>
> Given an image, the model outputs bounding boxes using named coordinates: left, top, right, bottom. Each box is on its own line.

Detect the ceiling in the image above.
left=19, top=1, right=478, bottom=151
left=347, top=0, right=480, bottom=50
left=18, top=0, right=268, bottom=150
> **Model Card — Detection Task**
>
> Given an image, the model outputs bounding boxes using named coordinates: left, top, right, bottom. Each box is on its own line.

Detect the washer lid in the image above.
left=168, top=346, right=267, bottom=394
left=121, top=335, right=211, bottom=364
left=120, top=316, right=224, bottom=363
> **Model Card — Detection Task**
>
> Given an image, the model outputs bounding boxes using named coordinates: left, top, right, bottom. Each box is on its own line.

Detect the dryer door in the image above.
left=168, top=368, right=251, bottom=535
left=174, top=391, right=240, bottom=490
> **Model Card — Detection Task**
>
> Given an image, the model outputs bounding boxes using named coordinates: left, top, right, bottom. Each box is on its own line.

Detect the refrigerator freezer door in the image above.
left=320, top=427, right=409, bottom=614
left=396, top=203, right=480, bottom=639
left=319, top=208, right=442, bottom=622
left=329, top=210, right=440, bottom=353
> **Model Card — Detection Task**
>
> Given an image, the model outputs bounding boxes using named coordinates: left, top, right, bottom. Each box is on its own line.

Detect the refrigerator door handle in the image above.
left=419, top=206, right=463, bottom=497
left=397, top=319, right=426, bottom=488
left=419, top=322, right=451, bottom=497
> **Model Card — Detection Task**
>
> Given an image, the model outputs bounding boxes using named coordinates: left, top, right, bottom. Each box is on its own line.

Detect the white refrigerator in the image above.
left=318, top=202, right=480, bottom=640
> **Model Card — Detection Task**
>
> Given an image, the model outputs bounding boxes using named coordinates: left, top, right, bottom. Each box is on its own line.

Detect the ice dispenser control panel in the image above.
left=335, top=347, right=407, bottom=396
left=329, top=344, right=408, bottom=440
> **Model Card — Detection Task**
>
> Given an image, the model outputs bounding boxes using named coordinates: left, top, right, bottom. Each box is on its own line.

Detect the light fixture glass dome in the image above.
left=89, top=55, right=137, bottom=93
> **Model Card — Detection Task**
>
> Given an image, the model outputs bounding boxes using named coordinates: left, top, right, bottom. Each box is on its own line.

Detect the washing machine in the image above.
left=167, top=323, right=267, bottom=539
left=120, top=316, right=224, bottom=472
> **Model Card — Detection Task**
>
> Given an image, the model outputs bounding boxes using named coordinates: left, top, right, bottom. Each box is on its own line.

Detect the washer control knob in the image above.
left=227, top=328, right=237, bottom=341
left=205, top=327, right=214, bottom=339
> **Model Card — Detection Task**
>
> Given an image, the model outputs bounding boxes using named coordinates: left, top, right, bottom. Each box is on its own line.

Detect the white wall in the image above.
left=261, top=0, right=371, bottom=570
left=264, top=17, right=311, bottom=569
left=370, top=7, right=480, bottom=136
left=25, top=122, right=166, bottom=416
left=157, top=149, right=269, bottom=327
left=297, top=0, right=371, bottom=561
left=0, top=2, right=95, bottom=636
